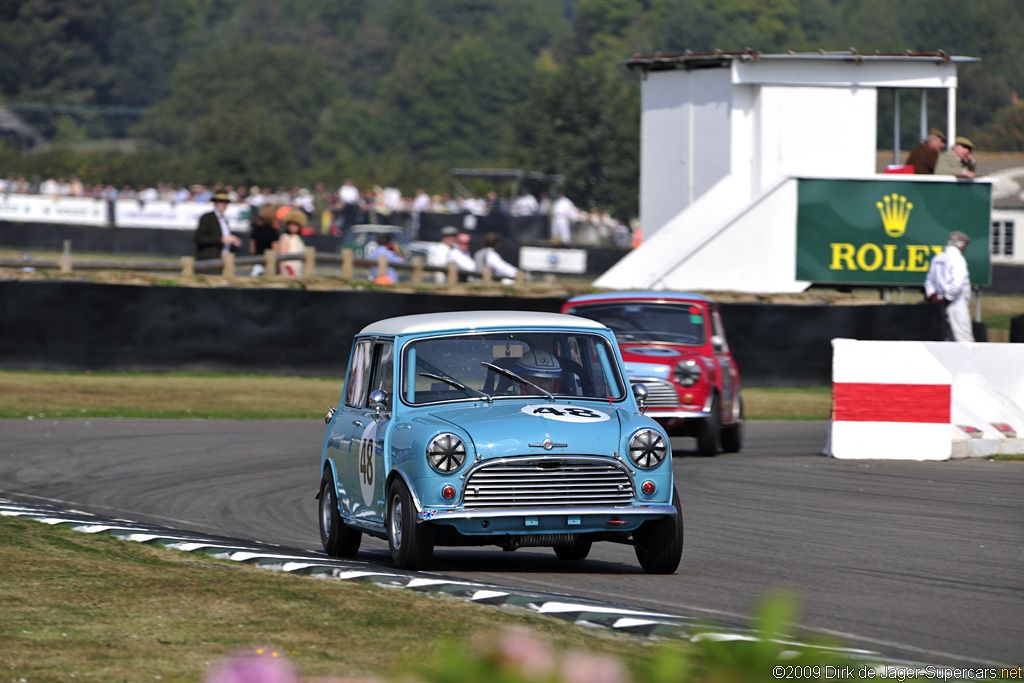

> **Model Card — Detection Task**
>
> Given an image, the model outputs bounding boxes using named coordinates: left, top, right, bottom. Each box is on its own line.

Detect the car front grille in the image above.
left=632, top=377, right=679, bottom=407
left=463, top=459, right=634, bottom=508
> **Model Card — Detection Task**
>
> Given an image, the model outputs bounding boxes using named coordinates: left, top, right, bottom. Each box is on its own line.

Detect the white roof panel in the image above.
left=359, top=311, right=606, bottom=336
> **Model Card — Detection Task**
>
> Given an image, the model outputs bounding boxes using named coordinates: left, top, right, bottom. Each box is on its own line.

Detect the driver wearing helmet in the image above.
left=515, top=349, right=562, bottom=395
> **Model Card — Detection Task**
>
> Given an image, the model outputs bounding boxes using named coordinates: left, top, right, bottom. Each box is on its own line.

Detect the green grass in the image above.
left=1, top=514, right=880, bottom=682
left=0, top=515, right=661, bottom=681
left=0, top=370, right=833, bottom=420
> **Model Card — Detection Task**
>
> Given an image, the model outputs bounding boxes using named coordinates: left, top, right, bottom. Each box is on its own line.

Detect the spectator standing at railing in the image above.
left=339, top=178, right=360, bottom=230
left=512, top=191, right=538, bottom=216
left=551, top=192, right=577, bottom=244
left=411, top=188, right=430, bottom=239
left=935, top=137, right=977, bottom=179
left=194, top=190, right=242, bottom=261
left=924, top=230, right=973, bottom=342
left=277, top=210, right=307, bottom=277
left=906, top=128, right=945, bottom=174
left=473, top=232, right=519, bottom=282
left=249, top=204, right=279, bottom=277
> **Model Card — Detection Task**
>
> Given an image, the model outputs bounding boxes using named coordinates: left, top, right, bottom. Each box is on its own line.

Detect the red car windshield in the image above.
left=569, top=302, right=706, bottom=346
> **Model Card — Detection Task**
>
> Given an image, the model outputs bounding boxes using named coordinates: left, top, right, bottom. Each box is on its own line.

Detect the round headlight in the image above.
left=426, top=433, right=466, bottom=473
left=674, top=358, right=701, bottom=386
left=629, top=429, right=667, bottom=468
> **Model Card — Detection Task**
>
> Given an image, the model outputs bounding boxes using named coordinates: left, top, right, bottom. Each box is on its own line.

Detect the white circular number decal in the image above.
left=520, top=404, right=610, bottom=423
left=357, top=422, right=378, bottom=507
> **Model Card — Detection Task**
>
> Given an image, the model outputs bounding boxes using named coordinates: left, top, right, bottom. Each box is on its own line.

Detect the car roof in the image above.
left=565, top=291, right=713, bottom=305
left=360, top=311, right=608, bottom=336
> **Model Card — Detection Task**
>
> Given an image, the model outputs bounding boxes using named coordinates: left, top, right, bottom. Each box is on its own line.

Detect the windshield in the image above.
left=401, top=332, right=625, bottom=405
left=567, top=302, right=706, bottom=346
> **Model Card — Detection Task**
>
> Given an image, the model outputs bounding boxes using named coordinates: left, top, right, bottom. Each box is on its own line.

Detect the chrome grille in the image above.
left=632, top=377, right=678, bottom=407
left=463, top=459, right=634, bottom=508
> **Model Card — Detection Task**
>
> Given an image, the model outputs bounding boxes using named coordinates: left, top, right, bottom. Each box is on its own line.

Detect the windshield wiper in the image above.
left=419, top=372, right=491, bottom=402
left=481, top=361, right=554, bottom=401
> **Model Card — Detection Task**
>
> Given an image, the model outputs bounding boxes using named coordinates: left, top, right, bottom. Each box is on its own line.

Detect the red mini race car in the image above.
left=562, top=292, right=742, bottom=457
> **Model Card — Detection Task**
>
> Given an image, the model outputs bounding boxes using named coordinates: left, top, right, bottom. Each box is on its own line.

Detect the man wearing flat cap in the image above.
left=924, top=230, right=974, bottom=341
left=194, top=190, right=242, bottom=261
left=935, top=137, right=977, bottom=178
left=906, top=128, right=946, bottom=174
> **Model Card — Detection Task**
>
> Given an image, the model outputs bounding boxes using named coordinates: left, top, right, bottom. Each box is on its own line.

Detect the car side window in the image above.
left=369, top=342, right=394, bottom=400
left=344, top=340, right=372, bottom=408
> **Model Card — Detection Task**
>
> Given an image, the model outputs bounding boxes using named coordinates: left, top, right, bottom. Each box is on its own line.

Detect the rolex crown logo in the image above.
left=876, top=193, right=913, bottom=238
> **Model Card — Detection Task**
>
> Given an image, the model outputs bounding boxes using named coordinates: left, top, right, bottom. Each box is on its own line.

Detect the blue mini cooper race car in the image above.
left=318, top=311, right=683, bottom=573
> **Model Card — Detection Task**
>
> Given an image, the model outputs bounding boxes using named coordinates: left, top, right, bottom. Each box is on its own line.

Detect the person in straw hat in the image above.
left=276, top=209, right=308, bottom=277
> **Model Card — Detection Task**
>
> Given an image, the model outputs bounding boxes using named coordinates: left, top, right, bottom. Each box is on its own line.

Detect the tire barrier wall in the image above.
left=826, top=339, right=1024, bottom=459
left=0, top=281, right=941, bottom=386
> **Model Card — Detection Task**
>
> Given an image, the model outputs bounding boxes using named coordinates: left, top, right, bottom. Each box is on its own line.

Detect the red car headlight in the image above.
left=673, top=359, right=701, bottom=387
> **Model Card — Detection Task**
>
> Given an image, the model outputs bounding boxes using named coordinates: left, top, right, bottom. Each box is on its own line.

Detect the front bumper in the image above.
left=418, top=503, right=677, bottom=535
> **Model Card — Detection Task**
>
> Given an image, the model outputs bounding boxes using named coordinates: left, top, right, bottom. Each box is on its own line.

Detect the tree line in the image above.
left=2, top=0, right=1023, bottom=224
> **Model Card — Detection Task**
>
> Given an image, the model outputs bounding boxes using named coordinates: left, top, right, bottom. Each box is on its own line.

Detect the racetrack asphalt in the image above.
left=0, top=418, right=1020, bottom=667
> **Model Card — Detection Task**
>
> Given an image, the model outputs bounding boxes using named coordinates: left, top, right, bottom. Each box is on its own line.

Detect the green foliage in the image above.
left=4, top=0, right=1024, bottom=208
left=509, top=60, right=639, bottom=220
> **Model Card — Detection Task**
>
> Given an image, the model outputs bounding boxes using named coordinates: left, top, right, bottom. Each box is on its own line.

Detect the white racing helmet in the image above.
left=515, top=350, right=561, bottom=379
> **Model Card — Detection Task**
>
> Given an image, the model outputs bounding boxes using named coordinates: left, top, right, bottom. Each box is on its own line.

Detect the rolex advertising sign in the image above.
left=796, top=179, right=991, bottom=286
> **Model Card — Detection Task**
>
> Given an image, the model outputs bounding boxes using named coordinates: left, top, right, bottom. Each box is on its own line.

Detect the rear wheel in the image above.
left=633, top=487, right=683, bottom=574
left=319, top=471, right=361, bottom=558
left=387, top=478, right=434, bottom=570
left=696, top=393, right=720, bottom=457
left=720, top=397, right=744, bottom=453
left=554, top=540, right=592, bottom=561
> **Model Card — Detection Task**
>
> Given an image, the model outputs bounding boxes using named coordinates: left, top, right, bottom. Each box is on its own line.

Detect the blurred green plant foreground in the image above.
left=209, top=594, right=881, bottom=683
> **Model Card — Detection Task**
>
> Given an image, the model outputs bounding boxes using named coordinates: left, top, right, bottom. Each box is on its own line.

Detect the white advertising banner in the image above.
left=114, top=200, right=251, bottom=231
left=0, top=194, right=108, bottom=226
left=518, top=246, right=588, bottom=274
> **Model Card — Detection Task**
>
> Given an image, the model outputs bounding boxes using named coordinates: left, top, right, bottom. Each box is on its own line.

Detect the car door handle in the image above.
left=352, top=420, right=363, bottom=428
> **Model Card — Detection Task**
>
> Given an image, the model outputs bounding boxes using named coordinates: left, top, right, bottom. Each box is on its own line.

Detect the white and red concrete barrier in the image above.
left=826, top=339, right=1024, bottom=460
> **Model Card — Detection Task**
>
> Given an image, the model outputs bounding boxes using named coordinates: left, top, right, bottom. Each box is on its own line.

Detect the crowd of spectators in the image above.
left=0, top=173, right=633, bottom=247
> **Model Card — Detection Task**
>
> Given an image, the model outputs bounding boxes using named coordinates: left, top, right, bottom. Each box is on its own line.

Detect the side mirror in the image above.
left=324, top=406, right=335, bottom=425
left=631, top=383, right=648, bottom=413
left=711, top=335, right=726, bottom=353
left=368, top=389, right=389, bottom=415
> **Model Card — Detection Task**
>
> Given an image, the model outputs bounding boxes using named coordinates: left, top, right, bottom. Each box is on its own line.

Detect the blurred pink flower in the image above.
left=206, top=650, right=301, bottom=683
left=495, top=628, right=556, bottom=677
left=559, top=651, right=631, bottom=683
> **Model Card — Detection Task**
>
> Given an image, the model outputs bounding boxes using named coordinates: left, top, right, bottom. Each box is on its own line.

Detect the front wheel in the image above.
left=319, top=471, right=361, bottom=558
left=633, top=487, right=683, bottom=574
left=720, top=396, right=744, bottom=453
left=387, top=478, right=434, bottom=570
left=696, top=393, right=720, bottom=457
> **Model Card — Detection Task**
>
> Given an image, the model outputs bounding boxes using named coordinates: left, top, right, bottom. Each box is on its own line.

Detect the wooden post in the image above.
left=59, top=239, right=72, bottom=274
left=223, top=252, right=235, bottom=279
left=377, top=252, right=389, bottom=282
left=446, top=261, right=458, bottom=285
left=181, top=256, right=194, bottom=276
left=341, top=248, right=354, bottom=280
left=265, top=250, right=277, bottom=278
left=515, top=270, right=525, bottom=286
left=411, top=255, right=424, bottom=286
left=304, top=246, right=316, bottom=275
left=482, top=265, right=493, bottom=285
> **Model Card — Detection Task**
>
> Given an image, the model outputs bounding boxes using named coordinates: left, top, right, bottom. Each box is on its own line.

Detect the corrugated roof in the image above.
left=623, top=49, right=979, bottom=71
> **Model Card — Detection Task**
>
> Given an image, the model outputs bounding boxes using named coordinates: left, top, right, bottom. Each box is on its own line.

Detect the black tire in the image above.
left=720, top=396, right=744, bottom=453
left=319, top=471, right=361, bottom=558
left=387, top=478, right=434, bottom=570
left=696, top=393, right=720, bottom=457
left=633, top=487, right=683, bottom=574
left=554, top=539, right=592, bottom=561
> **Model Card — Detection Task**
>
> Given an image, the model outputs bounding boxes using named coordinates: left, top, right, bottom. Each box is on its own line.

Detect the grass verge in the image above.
left=0, top=514, right=660, bottom=682
left=0, top=370, right=834, bottom=420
